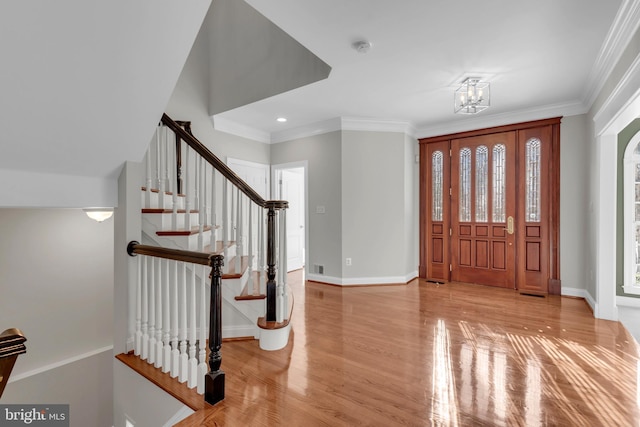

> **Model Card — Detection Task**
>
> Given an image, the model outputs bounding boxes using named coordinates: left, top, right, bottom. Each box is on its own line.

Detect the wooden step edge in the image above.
left=257, top=316, right=291, bottom=330
left=141, top=187, right=186, bottom=197
left=156, top=226, right=213, bottom=236
left=142, top=208, right=199, bottom=214
left=115, top=352, right=209, bottom=412
left=222, top=256, right=250, bottom=279
left=257, top=293, right=294, bottom=330
left=234, top=294, right=266, bottom=301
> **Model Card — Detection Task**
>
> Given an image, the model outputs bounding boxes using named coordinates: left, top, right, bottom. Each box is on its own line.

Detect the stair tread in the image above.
left=156, top=226, right=213, bottom=236
left=222, top=255, right=250, bottom=279
left=141, top=186, right=185, bottom=197
left=203, top=241, right=235, bottom=255
left=142, top=208, right=200, bottom=214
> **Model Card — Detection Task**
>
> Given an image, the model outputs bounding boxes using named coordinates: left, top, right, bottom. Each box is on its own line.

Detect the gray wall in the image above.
left=3, top=350, right=113, bottom=427
left=0, top=208, right=113, bottom=426
left=271, top=131, right=343, bottom=279
left=341, top=130, right=416, bottom=280
left=560, top=115, right=591, bottom=292
left=166, top=17, right=270, bottom=166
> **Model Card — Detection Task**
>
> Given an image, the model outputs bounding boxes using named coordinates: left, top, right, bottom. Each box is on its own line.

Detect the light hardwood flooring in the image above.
left=175, top=271, right=640, bottom=426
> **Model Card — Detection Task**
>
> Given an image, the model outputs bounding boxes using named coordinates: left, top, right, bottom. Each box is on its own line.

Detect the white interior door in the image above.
left=227, top=158, right=269, bottom=199
left=276, top=167, right=306, bottom=272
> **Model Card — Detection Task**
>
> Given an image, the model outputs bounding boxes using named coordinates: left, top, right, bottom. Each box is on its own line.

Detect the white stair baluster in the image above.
left=222, top=179, right=229, bottom=274
left=188, top=265, right=198, bottom=388
left=162, top=259, right=171, bottom=373
left=202, top=162, right=208, bottom=228
left=148, top=257, right=156, bottom=365
left=179, top=262, right=188, bottom=383
left=211, top=169, right=217, bottom=247
left=194, top=157, right=201, bottom=246
left=249, top=201, right=256, bottom=295
left=157, top=124, right=165, bottom=210
left=155, top=257, right=163, bottom=368
left=197, top=158, right=204, bottom=252
left=145, top=132, right=153, bottom=208
left=171, top=259, right=180, bottom=378
left=170, top=129, right=178, bottom=230
left=134, top=256, right=142, bottom=356
left=236, top=189, right=243, bottom=274
left=197, top=265, right=208, bottom=394
left=141, top=256, right=149, bottom=360
left=184, top=148, right=191, bottom=231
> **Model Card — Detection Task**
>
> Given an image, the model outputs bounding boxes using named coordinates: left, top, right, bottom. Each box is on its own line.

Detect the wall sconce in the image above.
left=84, top=208, right=113, bottom=222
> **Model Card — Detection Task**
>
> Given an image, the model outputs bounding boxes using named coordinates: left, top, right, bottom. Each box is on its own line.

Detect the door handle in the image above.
left=506, top=216, right=514, bottom=235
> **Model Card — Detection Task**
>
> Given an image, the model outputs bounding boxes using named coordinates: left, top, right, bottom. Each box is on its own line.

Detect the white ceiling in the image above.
left=213, top=0, right=624, bottom=141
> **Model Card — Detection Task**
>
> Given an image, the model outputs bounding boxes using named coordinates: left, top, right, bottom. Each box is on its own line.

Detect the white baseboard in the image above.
left=306, top=271, right=418, bottom=286
left=562, top=287, right=596, bottom=313
left=9, top=345, right=114, bottom=383
left=162, top=406, right=194, bottom=427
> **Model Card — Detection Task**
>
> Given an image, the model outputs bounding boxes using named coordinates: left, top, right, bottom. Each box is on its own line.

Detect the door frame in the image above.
left=418, top=117, right=561, bottom=294
left=272, top=160, right=309, bottom=273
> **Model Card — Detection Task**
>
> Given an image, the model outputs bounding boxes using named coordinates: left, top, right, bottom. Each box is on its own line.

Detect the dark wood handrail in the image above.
left=127, top=241, right=222, bottom=267
left=162, top=114, right=269, bottom=208
left=0, top=328, right=27, bottom=398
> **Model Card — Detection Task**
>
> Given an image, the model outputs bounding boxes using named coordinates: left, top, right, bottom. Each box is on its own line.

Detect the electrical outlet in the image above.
left=346, top=258, right=352, bottom=266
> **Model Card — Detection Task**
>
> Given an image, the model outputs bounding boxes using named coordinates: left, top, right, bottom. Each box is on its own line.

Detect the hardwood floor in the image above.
left=176, top=271, right=640, bottom=426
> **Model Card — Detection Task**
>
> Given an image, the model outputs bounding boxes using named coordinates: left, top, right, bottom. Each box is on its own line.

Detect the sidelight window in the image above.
left=432, top=151, right=443, bottom=221
left=525, top=139, right=541, bottom=222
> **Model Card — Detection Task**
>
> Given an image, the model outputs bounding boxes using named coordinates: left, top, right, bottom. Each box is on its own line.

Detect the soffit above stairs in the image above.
left=0, top=0, right=211, bottom=208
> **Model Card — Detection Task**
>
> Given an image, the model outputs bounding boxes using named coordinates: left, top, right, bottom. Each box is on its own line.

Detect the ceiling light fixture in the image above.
left=84, top=208, right=113, bottom=222
left=353, top=40, right=372, bottom=54
left=276, top=117, right=287, bottom=123
left=454, top=78, right=490, bottom=114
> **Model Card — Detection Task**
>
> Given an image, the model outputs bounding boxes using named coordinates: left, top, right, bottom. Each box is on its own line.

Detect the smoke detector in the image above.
left=353, top=40, right=372, bottom=54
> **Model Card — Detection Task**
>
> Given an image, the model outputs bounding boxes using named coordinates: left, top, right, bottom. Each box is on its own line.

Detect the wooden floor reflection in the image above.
left=178, top=272, right=640, bottom=426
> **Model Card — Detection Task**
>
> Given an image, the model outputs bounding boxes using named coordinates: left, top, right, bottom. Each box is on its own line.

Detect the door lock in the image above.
left=506, top=216, right=514, bottom=235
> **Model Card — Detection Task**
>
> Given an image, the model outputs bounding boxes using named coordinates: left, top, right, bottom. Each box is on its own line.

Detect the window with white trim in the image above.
left=623, top=131, right=640, bottom=294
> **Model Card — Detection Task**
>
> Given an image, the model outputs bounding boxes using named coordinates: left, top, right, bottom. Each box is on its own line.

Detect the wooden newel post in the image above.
left=266, top=204, right=277, bottom=322
left=205, top=254, right=225, bottom=405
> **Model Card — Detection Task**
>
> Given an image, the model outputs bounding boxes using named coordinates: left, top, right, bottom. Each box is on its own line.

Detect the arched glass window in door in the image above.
left=623, top=131, right=640, bottom=294
left=492, top=144, right=506, bottom=222
left=460, top=148, right=472, bottom=222
left=525, top=138, right=541, bottom=222
left=476, top=146, right=488, bottom=222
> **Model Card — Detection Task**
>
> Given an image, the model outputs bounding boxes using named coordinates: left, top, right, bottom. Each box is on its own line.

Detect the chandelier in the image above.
left=454, top=78, right=490, bottom=114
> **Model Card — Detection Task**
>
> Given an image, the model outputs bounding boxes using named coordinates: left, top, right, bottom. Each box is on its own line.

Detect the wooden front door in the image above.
left=419, top=118, right=561, bottom=294
left=451, top=132, right=517, bottom=288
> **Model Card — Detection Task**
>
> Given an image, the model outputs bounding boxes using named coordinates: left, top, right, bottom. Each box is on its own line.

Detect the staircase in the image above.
left=117, top=114, right=293, bottom=408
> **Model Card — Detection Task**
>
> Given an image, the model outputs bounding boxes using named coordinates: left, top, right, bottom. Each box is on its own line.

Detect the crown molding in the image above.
left=211, top=115, right=271, bottom=143
left=582, top=0, right=640, bottom=109
left=340, top=117, right=417, bottom=137
left=415, top=101, right=586, bottom=139
left=270, top=117, right=342, bottom=144
left=593, top=53, right=640, bottom=135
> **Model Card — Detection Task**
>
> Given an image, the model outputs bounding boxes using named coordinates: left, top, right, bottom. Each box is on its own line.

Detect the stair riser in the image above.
left=142, top=190, right=185, bottom=210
